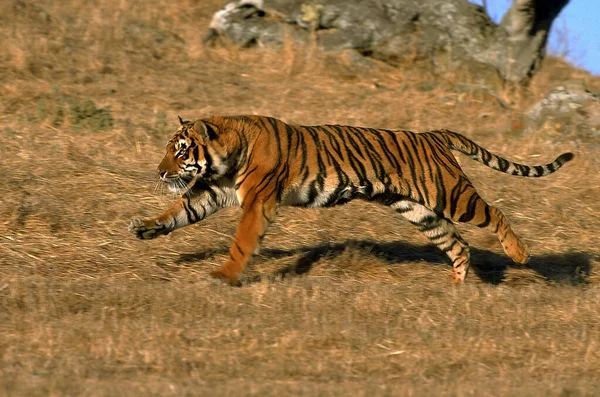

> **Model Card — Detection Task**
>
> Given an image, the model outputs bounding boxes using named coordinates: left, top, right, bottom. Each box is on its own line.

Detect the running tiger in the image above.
left=129, top=115, right=573, bottom=284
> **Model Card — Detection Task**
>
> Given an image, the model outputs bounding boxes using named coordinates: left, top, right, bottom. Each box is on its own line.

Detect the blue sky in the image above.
left=469, top=0, right=600, bottom=76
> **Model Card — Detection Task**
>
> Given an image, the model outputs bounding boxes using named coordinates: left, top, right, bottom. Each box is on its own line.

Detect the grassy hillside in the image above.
left=1, top=1, right=599, bottom=395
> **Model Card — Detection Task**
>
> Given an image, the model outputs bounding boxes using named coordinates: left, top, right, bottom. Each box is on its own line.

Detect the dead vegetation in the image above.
left=0, top=1, right=599, bottom=395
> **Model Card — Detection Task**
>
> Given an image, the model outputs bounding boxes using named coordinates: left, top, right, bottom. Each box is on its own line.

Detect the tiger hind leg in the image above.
left=448, top=188, right=530, bottom=265
left=393, top=200, right=471, bottom=283
left=483, top=205, right=530, bottom=265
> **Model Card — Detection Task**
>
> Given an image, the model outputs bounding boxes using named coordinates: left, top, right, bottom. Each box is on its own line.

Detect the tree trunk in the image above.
left=497, top=0, right=569, bottom=83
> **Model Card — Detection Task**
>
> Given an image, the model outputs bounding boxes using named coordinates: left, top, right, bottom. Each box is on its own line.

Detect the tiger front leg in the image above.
left=210, top=196, right=278, bottom=285
left=129, top=182, right=237, bottom=240
left=128, top=201, right=185, bottom=240
left=129, top=217, right=172, bottom=240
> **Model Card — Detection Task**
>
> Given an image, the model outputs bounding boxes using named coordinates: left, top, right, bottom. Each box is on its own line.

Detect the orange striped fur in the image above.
left=129, top=115, right=574, bottom=284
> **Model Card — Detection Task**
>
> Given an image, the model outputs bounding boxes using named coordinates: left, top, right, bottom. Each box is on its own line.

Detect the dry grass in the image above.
left=1, top=1, right=600, bottom=395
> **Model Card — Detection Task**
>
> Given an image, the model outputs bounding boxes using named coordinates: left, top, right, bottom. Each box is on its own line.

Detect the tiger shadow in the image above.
left=176, top=240, right=593, bottom=286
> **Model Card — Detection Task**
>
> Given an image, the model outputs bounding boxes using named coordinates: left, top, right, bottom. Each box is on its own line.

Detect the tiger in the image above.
left=128, top=115, right=573, bottom=284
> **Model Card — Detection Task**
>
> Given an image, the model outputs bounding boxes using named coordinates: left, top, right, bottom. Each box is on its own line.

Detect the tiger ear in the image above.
left=177, top=115, right=185, bottom=126
left=193, top=120, right=217, bottom=143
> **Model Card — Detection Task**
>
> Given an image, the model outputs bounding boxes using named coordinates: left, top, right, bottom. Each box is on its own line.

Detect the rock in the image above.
left=527, top=81, right=599, bottom=120
left=204, top=0, right=544, bottom=83
left=526, top=80, right=600, bottom=140
left=206, top=1, right=492, bottom=63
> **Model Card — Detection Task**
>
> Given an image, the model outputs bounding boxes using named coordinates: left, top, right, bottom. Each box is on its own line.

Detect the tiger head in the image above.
left=157, top=116, right=231, bottom=193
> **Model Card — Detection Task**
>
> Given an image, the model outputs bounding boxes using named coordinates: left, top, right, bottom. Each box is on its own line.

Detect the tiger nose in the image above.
left=158, top=170, right=167, bottom=179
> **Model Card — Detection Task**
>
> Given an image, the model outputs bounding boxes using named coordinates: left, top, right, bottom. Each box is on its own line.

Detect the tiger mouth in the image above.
left=165, top=175, right=197, bottom=193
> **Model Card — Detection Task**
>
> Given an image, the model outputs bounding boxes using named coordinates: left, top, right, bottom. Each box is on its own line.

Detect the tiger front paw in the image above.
left=210, top=268, right=240, bottom=286
left=128, top=218, right=168, bottom=240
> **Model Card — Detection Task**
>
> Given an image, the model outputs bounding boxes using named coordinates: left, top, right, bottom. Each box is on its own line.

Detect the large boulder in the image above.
left=204, top=0, right=567, bottom=84
left=526, top=81, right=600, bottom=140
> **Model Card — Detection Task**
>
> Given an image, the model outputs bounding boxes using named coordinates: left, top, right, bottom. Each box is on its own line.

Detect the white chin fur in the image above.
left=167, top=174, right=198, bottom=193
left=167, top=184, right=186, bottom=194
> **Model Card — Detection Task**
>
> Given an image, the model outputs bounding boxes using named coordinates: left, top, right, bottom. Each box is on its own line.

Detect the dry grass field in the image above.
left=1, top=1, right=600, bottom=395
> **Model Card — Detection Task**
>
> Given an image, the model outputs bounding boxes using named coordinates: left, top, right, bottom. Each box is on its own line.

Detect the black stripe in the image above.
left=442, top=240, right=458, bottom=252
left=400, top=132, right=426, bottom=202
left=233, top=241, right=245, bottom=256
left=322, top=125, right=345, bottom=160
left=534, top=165, right=544, bottom=176
left=369, top=128, right=402, bottom=171
left=458, top=193, right=479, bottom=223
left=395, top=202, right=413, bottom=214
left=235, top=165, right=259, bottom=190
left=497, top=157, right=510, bottom=172
left=204, top=123, right=218, bottom=140
left=449, top=175, right=470, bottom=218
left=384, top=130, right=408, bottom=165
left=481, top=149, right=492, bottom=165
left=419, top=221, right=441, bottom=232
left=476, top=205, right=491, bottom=228
left=185, top=197, right=200, bottom=221
left=430, top=231, right=449, bottom=240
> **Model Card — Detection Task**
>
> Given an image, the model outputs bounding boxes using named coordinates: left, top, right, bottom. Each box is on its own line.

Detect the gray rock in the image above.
left=527, top=80, right=600, bottom=139
left=205, top=1, right=493, bottom=60
left=205, top=0, right=567, bottom=84
left=528, top=81, right=599, bottom=121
